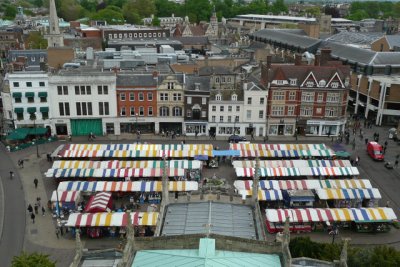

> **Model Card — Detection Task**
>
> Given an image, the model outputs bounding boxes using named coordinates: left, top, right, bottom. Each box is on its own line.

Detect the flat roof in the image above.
left=162, top=202, right=258, bottom=239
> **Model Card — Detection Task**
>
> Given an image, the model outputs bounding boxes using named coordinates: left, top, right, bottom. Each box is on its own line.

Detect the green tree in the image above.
left=271, top=0, right=287, bottom=15
left=12, top=251, right=56, bottom=267
left=80, top=0, right=97, bottom=12
left=33, top=0, right=44, bottom=7
left=304, top=6, right=321, bottom=18
left=58, top=0, right=85, bottom=21
left=4, top=5, right=17, bottom=20
left=25, top=31, right=48, bottom=49
left=91, top=6, right=125, bottom=24
left=155, top=0, right=182, bottom=17
left=369, top=246, right=400, bottom=266
left=185, top=0, right=212, bottom=22
left=152, top=16, right=160, bottom=26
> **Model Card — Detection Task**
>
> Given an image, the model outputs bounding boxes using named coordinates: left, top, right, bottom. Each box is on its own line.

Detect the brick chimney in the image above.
left=260, top=55, right=272, bottom=87
left=320, top=48, right=332, bottom=66
left=294, top=54, right=302, bottom=66
left=314, top=53, right=321, bottom=66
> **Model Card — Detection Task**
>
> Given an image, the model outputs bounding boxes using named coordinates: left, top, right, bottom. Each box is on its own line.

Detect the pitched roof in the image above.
left=199, top=66, right=234, bottom=76
left=189, top=25, right=205, bottom=36
left=173, top=36, right=209, bottom=45
left=325, top=31, right=383, bottom=46
left=116, top=74, right=158, bottom=87
left=185, top=75, right=210, bottom=91
left=170, top=63, right=198, bottom=74
left=385, top=35, right=400, bottom=49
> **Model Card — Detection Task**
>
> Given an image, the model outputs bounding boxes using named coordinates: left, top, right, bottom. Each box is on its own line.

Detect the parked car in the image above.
left=367, top=141, right=384, bottom=161
left=228, top=135, right=247, bottom=143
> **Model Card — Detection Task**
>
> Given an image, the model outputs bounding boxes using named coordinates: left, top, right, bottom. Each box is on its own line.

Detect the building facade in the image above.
left=242, top=82, right=268, bottom=137
left=48, top=70, right=117, bottom=136
left=101, top=26, right=170, bottom=42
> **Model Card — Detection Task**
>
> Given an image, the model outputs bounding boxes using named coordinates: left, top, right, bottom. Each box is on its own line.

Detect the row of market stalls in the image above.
left=230, top=143, right=397, bottom=234
left=49, top=144, right=211, bottom=239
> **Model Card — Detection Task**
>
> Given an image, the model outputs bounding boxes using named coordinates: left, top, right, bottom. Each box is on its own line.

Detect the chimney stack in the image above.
left=294, top=54, right=302, bottom=66
left=314, top=53, right=321, bottom=66
left=320, top=48, right=332, bottom=66
left=261, top=56, right=272, bottom=87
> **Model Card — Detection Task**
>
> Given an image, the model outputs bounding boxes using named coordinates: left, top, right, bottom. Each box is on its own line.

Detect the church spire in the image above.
left=45, top=0, right=64, bottom=48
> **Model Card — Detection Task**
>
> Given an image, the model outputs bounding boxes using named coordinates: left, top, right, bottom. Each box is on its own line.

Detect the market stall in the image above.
left=51, top=191, right=81, bottom=210
left=315, top=188, right=382, bottom=208
left=238, top=189, right=283, bottom=201
left=232, top=159, right=352, bottom=168
left=84, top=192, right=113, bottom=213
left=282, top=190, right=315, bottom=208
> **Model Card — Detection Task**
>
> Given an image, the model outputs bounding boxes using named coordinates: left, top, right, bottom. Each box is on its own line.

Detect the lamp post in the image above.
left=135, top=113, right=139, bottom=142
left=31, top=112, right=40, bottom=158
left=234, top=116, right=238, bottom=135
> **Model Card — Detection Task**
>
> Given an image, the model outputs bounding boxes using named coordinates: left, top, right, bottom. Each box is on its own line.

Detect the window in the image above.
left=167, top=82, right=174, bottom=89
left=215, top=77, right=220, bottom=83
left=76, top=102, right=92, bottom=116
left=16, top=113, right=23, bottom=120
left=386, top=86, right=391, bottom=96
left=129, top=92, right=135, bottom=101
left=99, top=102, right=110, bottom=115
left=246, top=110, right=251, bottom=119
left=201, top=111, right=206, bottom=117
left=26, top=82, right=32, bottom=87
left=147, top=92, right=153, bottom=101
left=202, top=97, right=206, bottom=105
left=13, top=82, right=19, bottom=87
left=59, top=102, right=70, bottom=116
left=173, top=93, right=181, bottom=101
left=331, top=82, right=339, bottom=88
left=75, top=86, right=79, bottom=95
left=216, top=94, right=221, bottom=101
left=325, top=108, right=337, bottom=117
left=15, top=97, right=21, bottom=103
left=228, top=106, right=232, bottom=112
left=319, top=80, right=326, bottom=87
left=228, top=116, right=232, bottom=122
left=57, top=86, right=68, bottom=95
left=40, top=96, right=47, bottom=103
left=247, top=97, right=252, bottom=104
left=317, top=93, right=324, bottom=102
left=160, top=93, right=168, bottom=101
left=316, top=108, right=322, bottom=114
left=212, top=116, right=216, bottom=122
left=120, top=93, right=126, bottom=101
left=259, top=110, right=264, bottom=119
left=148, top=106, right=153, bottom=116
left=219, top=116, right=224, bottom=122
left=159, top=106, right=169, bottom=116
left=27, top=96, right=34, bottom=103
left=289, top=91, right=296, bottom=101
left=231, top=94, right=237, bottom=101
left=272, top=91, right=285, bottom=101
left=236, top=106, right=240, bottom=112
left=187, top=96, right=192, bottom=104
left=39, top=82, right=45, bottom=87
left=235, top=116, right=239, bottom=122
left=86, top=86, right=91, bottom=95
left=260, top=98, right=264, bottom=105
left=98, top=85, right=108, bottom=95
left=130, top=107, right=135, bottom=116
left=138, top=92, right=144, bottom=101
left=306, top=81, right=314, bottom=87
left=300, top=106, right=313, bottom=116
left=121, top=107, right=126, bottom=116
left=271, top=106, right=284, bottom=116
left=42, top=112, right=48, bottom=120
left=287, top=106, right=295, bottom=116
left=290, top=79, right=297, bottom=86
left=301, top=92, right=314, bottom=102
left=327, top=93, right=340, bottom=103
left=212, top=106, right=216, bottom=112
left=187, top=110, right=192, bottom=117
left=220, top=106, right=224, bottom=112
left=276, top=80, right=284, bottom=85
left=173, top=107, right=182, bottom=116
left=139, top=106, right=144, bottom=116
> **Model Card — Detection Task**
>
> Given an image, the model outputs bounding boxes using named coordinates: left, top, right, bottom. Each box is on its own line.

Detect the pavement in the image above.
left=0, top=121, right=399, bottom=266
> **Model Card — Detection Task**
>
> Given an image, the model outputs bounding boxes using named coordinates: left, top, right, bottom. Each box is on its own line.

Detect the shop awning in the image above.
left=265, top=208, right=397, bottom=223
left=14, top=107, right=23, bottom=113
left=232, top=159, right=352, bottom=168
left=212, top=150, right=240, bottom=157
left=40, top=107, right=49, bottom=112
left=84, top=192, right=112, bottom=213
left=64, top=144, right=213, bottom=151
left=65, top=212, right=159, bottom=227
left=51, top=191, right=80, bottom=203
left=25, top=92, right=34, bottom=97
left=27, top=107, right=37, bottom=113
left=38, top=92, right=48, bottom=97
left=6, top=127, right=48, bottom=141
left=239, top=189, right=283, bottom=201
left=57, top=181, right=199, bottom=192
left=12, top=92, right=22, bottom=98
left=315, top=188, right=382, bottom=200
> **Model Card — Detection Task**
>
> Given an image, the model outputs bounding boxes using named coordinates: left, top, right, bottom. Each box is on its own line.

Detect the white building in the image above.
left=242, top=82, right=267, bottom=137
left=6, top=72, right=51, bottom=130
left=208, top=92, right=244, bottom=137
left=48, top=69, right=117, bottom=136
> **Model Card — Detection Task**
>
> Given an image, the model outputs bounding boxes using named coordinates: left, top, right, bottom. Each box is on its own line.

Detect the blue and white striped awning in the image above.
left=315, top=188, right=381, bottom=200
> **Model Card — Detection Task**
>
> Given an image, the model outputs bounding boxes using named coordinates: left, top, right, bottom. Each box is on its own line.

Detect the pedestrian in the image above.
left=31, top=213, right=35, bottom=223
left=55, top=227, right=60, bottom=239
left=10, top=171, right=14, bottom=180
left=352, top=142, right=355, bottom=151
left=41, top=206, right=45, bottom=216
left=365, top=138, right=368, bottom=145
left=34, top=178, right=38, bottom=188
left=383, top=146, right=387, bottom=154
left=36, top=197, right=41, bottom=207
left=386, top=201, right=390, bottom=208
left=395, top=160, right=399, bottom=168
left=396, top=154, right=400, bottom=160
left=251, top=132, right=255, bottom=141
left=18, top=159, right=24, bottom=168
left=384, top=140, right=388, bottom=147
left=34, top=203, right=39, bottom=214
left=27, top=204, right=33, bottom=214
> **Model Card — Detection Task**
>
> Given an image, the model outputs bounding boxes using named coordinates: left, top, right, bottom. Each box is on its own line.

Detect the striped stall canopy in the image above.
left=315, top=188, right=382, bottom=200
left=159, top=150, right=213, bottom=158
left=85, top=192, right=112, bottom=212
left=236, top=149, right=334, bottom=158
left=57, top=181, right=198, bottom=192
left=230, top=143, right=328, bottom=151
left=235, top=167, right=301, bottom=177
left=65, top=212, right=159, bottom=227
left=46, top=168, right=186, bottom=178
left=234, top=179, right=372, bottom=191
left=64, top=144, right=213, bottom=151
left=305, top=167, right=359, bottom=176
left=234, top=167, right=358, bottom=177
left=51, top=191, right=80, bottom=202
left=232, top=160, right=352, bottom=168
left=265, top=208, right=397, bottom=223
left=239, top=189, right=283, bottom=201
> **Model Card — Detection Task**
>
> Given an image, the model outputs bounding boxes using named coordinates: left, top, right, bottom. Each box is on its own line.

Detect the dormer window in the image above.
left=331, top=82, right=339, bottom=88
left=319, top=80, right=326, bottom=87
left=231, top=94, right=237, bottom=101
left=216, top=94, right=222, bottom=101
left=194, top=83, right=200, bottom=90
left=290, top=79, right=297, bottom=86
left=306, top=81, right=314, bottom=87
left=277, top=80, right=284, bottom=85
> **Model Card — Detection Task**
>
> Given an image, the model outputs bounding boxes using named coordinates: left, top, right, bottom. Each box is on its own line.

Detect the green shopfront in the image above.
left=71, top=119, right=103, bottom=136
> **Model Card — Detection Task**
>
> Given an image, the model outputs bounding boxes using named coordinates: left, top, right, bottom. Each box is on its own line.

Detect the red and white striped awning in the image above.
left=234, top=166, right=358, bottom=177
left=50, top=191, right=80, bottom=202
left=232, top=160, right=352, bottom=168
left=46, top=168, right=186, bottom=178
left=265, top=207, right=397, bottom=223
left=66, top=212, right=159, bottom=227
left=84, top=192, right=112, bottom=213
left=57, top=181, right=199, bottom=192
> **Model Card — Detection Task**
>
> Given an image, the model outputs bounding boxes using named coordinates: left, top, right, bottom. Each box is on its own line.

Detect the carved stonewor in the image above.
left=75, top=228, right=83, bottom=255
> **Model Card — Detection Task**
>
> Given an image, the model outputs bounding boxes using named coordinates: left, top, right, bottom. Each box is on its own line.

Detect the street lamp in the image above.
left=30, top=112, right=40, bottom=158
left=234, top=116, right=238, bottom=135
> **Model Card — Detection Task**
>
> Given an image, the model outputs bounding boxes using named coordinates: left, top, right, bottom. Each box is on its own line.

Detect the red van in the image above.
left=367, top=141, right=384, bottom=161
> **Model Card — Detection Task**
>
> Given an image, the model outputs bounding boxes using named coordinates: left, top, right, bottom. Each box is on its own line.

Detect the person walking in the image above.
left=34, top=203, right=39, bottom=214
left=27, top=204, right=33, bottom=214
left=41, top=206, right=46, bottom=216
left=395, top=159, right=399, bottom=168
left=31, top=213, right=35, bottom=223
left=55, top=227, right=60, bottom=239
left=10, top=171, right=14, bottom=180
left=34, top=178, right=38, bottom=188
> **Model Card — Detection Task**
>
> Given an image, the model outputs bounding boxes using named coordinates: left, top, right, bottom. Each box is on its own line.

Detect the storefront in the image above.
left=305, top=119, right=346, bottom=136
left=184, top=121, right=208, bottom=136
left=120, top=122, right=155, bottom=134
left=267, top=118, right=295, bottom=136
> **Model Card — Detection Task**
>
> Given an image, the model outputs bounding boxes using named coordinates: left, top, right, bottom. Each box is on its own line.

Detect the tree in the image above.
left=152, top=16, right=160, bottom=26
left=304, top=6, right=321, bottom=18
left=271, top=0, right=288, bottom=15
left=185, top=0, right=212, bottom=22
left=58, top=0, right=85, bottom=21
left=91, top=6, right=125, bottom=24
left=12, top=251, right=56, bottom=267
left=4, top=5, right=17, bottom=20
left=25, top=32, right=48, bottom=49
left=80, top=0, right=97, bottom=12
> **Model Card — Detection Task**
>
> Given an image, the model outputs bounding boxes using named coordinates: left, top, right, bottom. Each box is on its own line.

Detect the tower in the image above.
left=45, top=0, right=64, bottom=48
